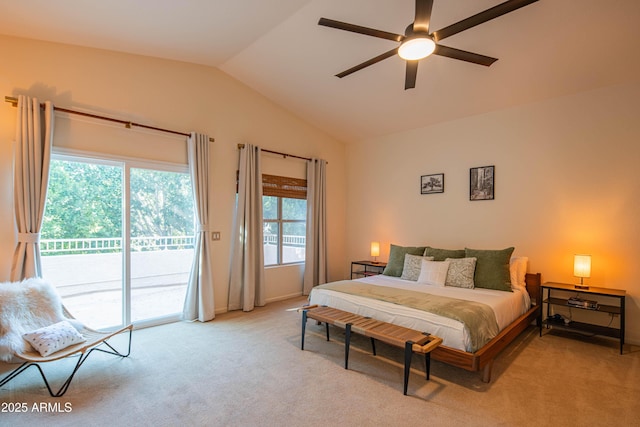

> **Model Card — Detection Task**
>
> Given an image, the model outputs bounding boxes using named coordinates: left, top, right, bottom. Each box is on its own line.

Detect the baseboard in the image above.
left=266, top=292, right=305, bottom=304
left=214, top=292, right=305, bottom=315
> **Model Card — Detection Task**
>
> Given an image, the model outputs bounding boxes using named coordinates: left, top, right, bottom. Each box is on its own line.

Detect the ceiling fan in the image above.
left=318, top=0, right=539, bottom=89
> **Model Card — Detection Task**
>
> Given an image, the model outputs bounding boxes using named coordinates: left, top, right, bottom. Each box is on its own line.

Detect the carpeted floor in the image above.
left=1, top=296, right=638, bottom=426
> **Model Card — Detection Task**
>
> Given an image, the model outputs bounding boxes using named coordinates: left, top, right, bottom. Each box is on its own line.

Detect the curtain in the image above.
left=182, top=133, right=215, bottom=322
left=303, top=158, right=327, bottom=295
left=228, top=144, right=265, bottom=311
left=11, top=95, right=54, bottom=281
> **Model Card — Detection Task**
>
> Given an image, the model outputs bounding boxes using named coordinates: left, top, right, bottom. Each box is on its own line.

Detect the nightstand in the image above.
left=539, top=282, right=626, bottom=354
left=351, top=260, right=387, bottom=279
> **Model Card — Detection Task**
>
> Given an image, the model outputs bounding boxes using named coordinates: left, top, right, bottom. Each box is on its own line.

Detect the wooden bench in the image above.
left=301, top=305, right=442, bottom=395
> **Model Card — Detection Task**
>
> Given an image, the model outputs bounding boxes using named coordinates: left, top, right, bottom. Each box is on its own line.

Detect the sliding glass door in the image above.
left=129, top=167, right=194, bottom=323
left=41, top=154, right=194, bottom=329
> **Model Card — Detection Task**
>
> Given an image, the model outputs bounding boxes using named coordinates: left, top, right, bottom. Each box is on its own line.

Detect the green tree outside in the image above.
left=42, top=159, right=194, bottom=254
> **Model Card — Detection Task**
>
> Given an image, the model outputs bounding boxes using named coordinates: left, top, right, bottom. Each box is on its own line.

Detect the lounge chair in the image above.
left=0, top=280, right=133, bottom=397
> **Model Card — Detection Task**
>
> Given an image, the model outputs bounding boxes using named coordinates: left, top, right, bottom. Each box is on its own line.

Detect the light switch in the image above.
left=212, top=231, right=221, bottom=241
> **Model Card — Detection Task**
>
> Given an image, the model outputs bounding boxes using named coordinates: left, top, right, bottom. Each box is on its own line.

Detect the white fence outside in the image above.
left=40, top=236, right=196, bottom=255
left=263, top=234, right=305, bottom=247
left=41, top=234, right=306, bottom=255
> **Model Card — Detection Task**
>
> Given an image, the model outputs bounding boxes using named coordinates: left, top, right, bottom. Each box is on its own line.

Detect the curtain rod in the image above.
left=237, top=143, right=314, bottom=162
left=5, top=96, right=214, bottom=142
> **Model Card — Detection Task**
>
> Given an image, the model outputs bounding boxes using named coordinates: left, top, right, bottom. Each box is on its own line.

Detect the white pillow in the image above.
left=510, top=256, right=528, bottom=290
left=400, top=254, right=435, bottom=281
left=417, top=259, right=451, bottom=287
left=23, top=320, right=86, bottom=357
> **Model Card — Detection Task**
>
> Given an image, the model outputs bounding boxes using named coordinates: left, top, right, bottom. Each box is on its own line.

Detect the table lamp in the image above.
left=370, top=241, right=380, bottom=263
left=574, top=254, right=591, bottom=289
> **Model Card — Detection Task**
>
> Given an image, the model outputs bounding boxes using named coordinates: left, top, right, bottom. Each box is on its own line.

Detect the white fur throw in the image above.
left=0, top=278, right=68, bottom=361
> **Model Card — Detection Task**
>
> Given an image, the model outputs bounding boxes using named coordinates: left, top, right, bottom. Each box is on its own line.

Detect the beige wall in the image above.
left=0, top=35, right=347, bottom=312
left=347, top=82, right=640, bottom=345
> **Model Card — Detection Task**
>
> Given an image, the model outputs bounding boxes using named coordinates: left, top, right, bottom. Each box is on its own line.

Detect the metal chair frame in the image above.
left=0, top=320, right=133, bottom=397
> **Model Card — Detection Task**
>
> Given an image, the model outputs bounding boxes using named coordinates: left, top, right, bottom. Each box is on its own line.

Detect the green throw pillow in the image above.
left=424, top=246, right=466, bottom=261
left=383, top=244, right=426, bottom=277
left=465, top=247, right=515, bottom=291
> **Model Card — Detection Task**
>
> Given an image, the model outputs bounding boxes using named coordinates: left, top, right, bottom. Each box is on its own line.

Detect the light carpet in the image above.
left=1, top=296, right=638, bottom=426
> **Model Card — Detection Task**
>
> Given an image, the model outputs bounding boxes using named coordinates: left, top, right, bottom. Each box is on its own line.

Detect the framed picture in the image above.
left=421, top=173, right=444, bottom=194
left=470, top=166, right=494, bottom=201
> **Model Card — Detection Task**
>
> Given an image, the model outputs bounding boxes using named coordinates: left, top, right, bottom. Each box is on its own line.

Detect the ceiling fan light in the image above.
left=398, top=37, right=436, bottom=60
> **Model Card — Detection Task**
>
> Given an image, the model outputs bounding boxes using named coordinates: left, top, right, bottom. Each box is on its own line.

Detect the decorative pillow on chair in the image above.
left=23, top=320, right=86, bottom=357
left=417, top=259, right=451, bottom=287
left=400, top=254, right=434, bottom=281
left=465, top=247, right=515, bottom=291
left=445, top=257, right=477, bottom=289
left=382, top=244, right=427, bottom=277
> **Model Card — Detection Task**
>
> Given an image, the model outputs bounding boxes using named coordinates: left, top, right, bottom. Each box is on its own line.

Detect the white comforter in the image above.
left=308, top=275, right=531, bottom=352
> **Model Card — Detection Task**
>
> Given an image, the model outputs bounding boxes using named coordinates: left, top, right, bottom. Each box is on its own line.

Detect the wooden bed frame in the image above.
left=430, top=272, right=541, bottom=382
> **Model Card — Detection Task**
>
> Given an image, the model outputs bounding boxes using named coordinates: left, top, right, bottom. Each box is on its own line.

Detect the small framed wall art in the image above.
left=470, top=165, right=494, bottom=200
left=421, top=173, right=444, bottom=194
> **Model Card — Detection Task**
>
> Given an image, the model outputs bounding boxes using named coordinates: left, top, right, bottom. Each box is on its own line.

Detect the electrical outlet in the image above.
left=212, top=232, right=221, bottom=241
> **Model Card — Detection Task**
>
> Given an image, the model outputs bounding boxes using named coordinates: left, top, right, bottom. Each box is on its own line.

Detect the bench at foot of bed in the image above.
left=301, top=305, right=442, bottom=395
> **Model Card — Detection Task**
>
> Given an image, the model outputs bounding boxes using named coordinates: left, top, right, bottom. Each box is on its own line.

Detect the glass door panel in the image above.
left=41, top=158, right=124, bottom=329
left=129, top=168, right=194, bottom=322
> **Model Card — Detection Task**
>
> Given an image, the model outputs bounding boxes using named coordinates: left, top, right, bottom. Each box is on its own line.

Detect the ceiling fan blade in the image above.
left=336, top=48, right=399, bottom=78
left=405, top=61, right=419, bottom=90
left=432, top=0, right=539, bottom=42
left=412, top=0, right=434, bottom=33
left=318, top=17, right=404, bottom=42
left=433, top=44, right=498, bottom=66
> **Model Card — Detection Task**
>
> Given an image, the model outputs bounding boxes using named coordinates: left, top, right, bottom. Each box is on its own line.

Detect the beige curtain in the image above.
left=228, top=144, right=265, bottom=311
left=303, top=158, right=327, bottom=295
left=11, top=95, right=54, bottom=281
left=182, top=133, right=215, bottom=321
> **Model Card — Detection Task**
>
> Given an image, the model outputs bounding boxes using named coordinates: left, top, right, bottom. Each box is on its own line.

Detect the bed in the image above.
left=308, top=246, right=541, bottom=382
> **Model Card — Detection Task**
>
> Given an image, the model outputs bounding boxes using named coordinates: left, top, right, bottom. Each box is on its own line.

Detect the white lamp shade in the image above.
left=574, top=255, right=591, bottom=278
left=398, top=37, right=436, bottom=60
left=370, top=241, right=380, bottom=257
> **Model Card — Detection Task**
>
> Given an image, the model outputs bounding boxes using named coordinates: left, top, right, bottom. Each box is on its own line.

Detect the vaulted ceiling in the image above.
left=1, top=0, right=639, bottom=142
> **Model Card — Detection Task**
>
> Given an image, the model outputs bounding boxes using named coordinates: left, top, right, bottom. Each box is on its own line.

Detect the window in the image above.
left=262, top=174, right=307, bottom=266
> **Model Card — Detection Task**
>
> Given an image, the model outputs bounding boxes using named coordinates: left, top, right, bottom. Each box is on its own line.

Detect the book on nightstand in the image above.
left=567, top=296, right=598, bottom=310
